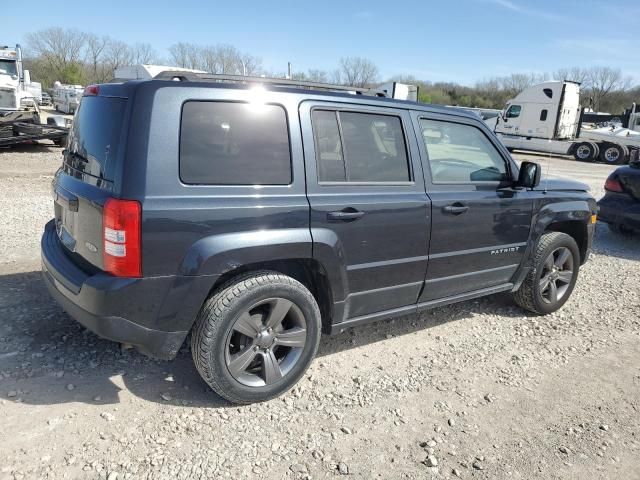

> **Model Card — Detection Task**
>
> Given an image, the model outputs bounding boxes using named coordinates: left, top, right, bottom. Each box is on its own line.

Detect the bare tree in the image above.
left=26, top=28, right=87, bottom=68
left=26, top=27, right=88, bottom=83
left=215, top=45, right=242, bottom=74
left=586, top=66, right=632, bottom=111
left=338, top=57, right=378, bottom=87
left=306, top=69, right=329, bottom=83
left=238, top=53, right=261, bottom=76
left=169, top=42, right=200, bottom=69
left=85, top=34, right=110, bottom=83
left=501, top=73, right=548, bottom=97
left=132, top=43, right=157, bottom=65
left=103, top=40, right=133, bottom=75
left=554, top=66, right=589, bottom=85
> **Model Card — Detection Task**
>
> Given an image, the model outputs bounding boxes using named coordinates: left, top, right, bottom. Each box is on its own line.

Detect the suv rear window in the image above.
left=64, top=96, right=127, bottom=189
left=180, top=101, right=291, bottom=185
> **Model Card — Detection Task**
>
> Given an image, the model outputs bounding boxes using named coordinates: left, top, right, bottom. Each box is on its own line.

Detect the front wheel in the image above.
left=513, top=232, right=580, bottom=315
left=191, top=271, right=321, bottom=404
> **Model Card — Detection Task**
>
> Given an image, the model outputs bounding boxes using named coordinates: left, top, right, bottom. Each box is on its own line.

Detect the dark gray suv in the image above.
left=41, top=74, right=597, bottom=403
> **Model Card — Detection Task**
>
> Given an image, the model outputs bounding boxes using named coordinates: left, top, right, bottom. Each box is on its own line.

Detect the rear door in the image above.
left=413, top=112, right=533, bottom=302
left=300, top=101, right=430, bottom=320
left=53, top=92, right=128, bottom=271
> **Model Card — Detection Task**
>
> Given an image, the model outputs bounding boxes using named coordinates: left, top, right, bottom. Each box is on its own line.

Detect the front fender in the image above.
left=512, top=198, right=594, bottom=290
left=178, top=228, right=313, bottom=276
left=533, top=200, right=593, bottom=235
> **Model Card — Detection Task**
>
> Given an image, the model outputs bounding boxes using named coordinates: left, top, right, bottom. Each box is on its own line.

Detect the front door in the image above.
left=300, top=102, right=431, bottom=321
left=414, top=113, right=533, bottom=302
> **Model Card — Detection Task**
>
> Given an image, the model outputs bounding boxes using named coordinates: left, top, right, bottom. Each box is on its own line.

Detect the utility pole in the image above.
left=287, top=62, right=292, bottom=79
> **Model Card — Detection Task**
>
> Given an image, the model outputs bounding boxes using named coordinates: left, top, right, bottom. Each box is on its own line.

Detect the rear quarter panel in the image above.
left=123, top=83, right=312, bottom=278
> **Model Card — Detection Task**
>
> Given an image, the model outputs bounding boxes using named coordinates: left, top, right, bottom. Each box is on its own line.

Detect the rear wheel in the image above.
left=599, top=143, right=626, bottom=165
left=191, top=271, right=321, bottom=404
left=513, top=232, right=580, bottom=315
left=573, top=142, right=597, bottom=162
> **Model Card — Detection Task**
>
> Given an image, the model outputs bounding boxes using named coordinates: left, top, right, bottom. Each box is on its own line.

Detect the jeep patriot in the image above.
left=41, top=74, right=597, bottom=403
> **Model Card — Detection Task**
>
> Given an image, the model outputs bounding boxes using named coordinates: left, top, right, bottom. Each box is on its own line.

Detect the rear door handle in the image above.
left=327, top=209, right=365, bottom=222
left=443, top=204, right=469, bottom=215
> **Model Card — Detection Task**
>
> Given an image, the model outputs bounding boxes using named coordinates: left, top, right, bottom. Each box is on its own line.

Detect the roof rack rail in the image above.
left=153, top=71, right=388, bottom=97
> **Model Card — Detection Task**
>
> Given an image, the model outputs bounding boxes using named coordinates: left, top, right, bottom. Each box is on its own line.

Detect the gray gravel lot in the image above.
left=0, top=146, right=638, bottom=480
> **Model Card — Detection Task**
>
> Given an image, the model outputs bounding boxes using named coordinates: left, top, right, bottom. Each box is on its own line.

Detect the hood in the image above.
left=533, top=177, right=590, bottom=192
left=0, top=74, right=18, bottom=89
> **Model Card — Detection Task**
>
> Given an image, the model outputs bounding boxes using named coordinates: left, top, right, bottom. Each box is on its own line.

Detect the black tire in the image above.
left=573, top=142, right=597, bottom=162
left=599, top=143, right=626, bottom=165
left=513, top=232, right=580, bottom=315
left=53, top=135, right=67, bottom=147
left=191, top=271, right=321, bottom=404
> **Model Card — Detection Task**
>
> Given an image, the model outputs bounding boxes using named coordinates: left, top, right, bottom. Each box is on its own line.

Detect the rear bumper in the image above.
left=598, top=193, right=640, bottom=230
left=41, top=220, right=207, bottom=359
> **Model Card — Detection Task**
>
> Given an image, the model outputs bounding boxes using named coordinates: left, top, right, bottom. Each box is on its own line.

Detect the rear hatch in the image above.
left=53, top=88, right=129, bottom=273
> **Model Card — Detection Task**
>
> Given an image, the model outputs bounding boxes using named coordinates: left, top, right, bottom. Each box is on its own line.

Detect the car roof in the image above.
left=101, top=78, right=480, bottom=121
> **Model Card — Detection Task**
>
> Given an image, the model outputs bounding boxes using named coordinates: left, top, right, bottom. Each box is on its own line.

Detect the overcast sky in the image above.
left=5, top=0, right=639, bottom=85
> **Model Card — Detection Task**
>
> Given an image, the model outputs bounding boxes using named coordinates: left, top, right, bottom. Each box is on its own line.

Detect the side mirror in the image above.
left=517, top=161, right=541, bottom=189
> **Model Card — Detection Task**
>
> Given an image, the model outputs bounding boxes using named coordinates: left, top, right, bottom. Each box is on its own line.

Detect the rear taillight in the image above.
left=83, top=85, right=99, bottom=96
left=103, top=198, right=141, bottom=277
left=604, top=177, right=624, bottom=193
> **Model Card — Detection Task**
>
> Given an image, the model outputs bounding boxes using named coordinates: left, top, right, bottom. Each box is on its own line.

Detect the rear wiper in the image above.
left=63, top=149, right=89, bottom=164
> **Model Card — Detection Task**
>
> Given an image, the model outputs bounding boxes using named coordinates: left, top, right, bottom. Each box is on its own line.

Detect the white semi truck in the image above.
left=0, top=44, right=40, bottom=134
left=0, top=44, right=68, bottom=146
left=488, top=80, right=640, bottom=165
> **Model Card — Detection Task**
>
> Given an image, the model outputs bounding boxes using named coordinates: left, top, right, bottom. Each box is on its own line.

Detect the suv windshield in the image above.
left=0, top=59, right=18, bottom=76
left=63, top=96, right=127, bottom=189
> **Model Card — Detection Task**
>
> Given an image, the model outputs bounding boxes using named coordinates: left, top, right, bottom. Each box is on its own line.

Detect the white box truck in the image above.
left=487, top=80, right=640, bottom=165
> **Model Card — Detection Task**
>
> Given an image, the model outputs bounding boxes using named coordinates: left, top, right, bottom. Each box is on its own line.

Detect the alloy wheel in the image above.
left=224, top=298, right=307, bottom=387
left=539, top=247, right=574, bottom=304
left=603, top=147, right=620, bottom=163
left=576, top=145, right=591, bottom=160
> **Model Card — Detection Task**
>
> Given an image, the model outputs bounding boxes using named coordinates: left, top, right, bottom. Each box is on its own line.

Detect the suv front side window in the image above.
left=312, top=110, right=410, bottom=183
left=420, top=118, right=509, bottom=183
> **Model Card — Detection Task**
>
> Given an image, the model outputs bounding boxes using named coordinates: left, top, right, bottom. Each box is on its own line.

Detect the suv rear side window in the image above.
left=420, top=118, right=508, bottom=183
left=312, top=110, right=410, bottom=183
left=180, top=101, right=291, bottom=185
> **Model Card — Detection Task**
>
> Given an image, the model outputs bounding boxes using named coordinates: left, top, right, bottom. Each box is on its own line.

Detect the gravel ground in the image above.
left=0, top=147, right=638, bottom=480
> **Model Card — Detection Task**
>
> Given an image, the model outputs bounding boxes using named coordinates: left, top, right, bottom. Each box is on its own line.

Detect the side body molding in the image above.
left=178, top=228, right=314, bottom=277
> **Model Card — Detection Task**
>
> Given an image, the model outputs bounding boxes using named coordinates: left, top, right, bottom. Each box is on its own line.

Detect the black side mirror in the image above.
left=517, top=161, right=541, bottom=189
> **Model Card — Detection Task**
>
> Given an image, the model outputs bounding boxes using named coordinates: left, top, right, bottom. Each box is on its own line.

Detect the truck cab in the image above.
left=494, top=81, right=581, bottom=152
